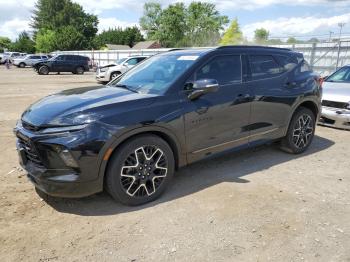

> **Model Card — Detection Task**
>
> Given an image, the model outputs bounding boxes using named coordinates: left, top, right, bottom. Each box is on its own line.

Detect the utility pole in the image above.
left=329, top=31, right=334, bottom=42
left=338, top=22, right=346, bottom=40
left=336, top=22, right=346, bottom=70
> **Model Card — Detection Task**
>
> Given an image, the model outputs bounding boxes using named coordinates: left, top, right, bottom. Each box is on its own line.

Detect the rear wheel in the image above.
left=280, top=107, right=315, bottom=154
left=75, top=66, right=84, bottom=74
left=106, top=135, right=175, bottom=205
left=19, top=62, right=26, bottom=68
left=38, top=65, right=49, bottom=75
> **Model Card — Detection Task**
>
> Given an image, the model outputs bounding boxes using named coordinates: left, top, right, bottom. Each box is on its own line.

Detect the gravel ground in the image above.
left=0, top=67, right=349, bottom=262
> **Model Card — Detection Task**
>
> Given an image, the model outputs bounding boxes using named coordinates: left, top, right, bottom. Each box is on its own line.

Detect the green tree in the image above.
left=94, top=26, right=144, bottom=49
left=156, top=3, right=187, bottom=47
left=219, top=19, right=243, bottom=45
left=254, top=28, right=269, bottom=43
left=286, top=37, right=298, bottom=44
left=184, top=2, right=229, bottom=46
left=140, top=1, right=228, bottom=47
left=11, top=32, right=35, bottom=53
left=139, top=2, right=162, bottom=40
left=307, top=37, right=319, bottom=43
left=0, top=36, right=12, bottom=52
left=31, top=0, right=98, bottom=50
left=35, top=29, right=56, bottom=52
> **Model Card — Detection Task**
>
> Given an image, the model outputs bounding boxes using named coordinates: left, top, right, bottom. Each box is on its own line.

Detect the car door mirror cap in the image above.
left=188, top=79, right=219, bottom=100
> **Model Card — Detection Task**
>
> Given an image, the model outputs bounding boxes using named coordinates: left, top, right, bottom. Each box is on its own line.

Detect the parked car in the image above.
left=14, top=46, right=321, bottom=205
left=319, top=65, right=350, bottom=130
left=96, top=56, right=148, bottom=83
left=33, top=54, right=90, bottom=75
left=0, top=52, right=21, bottom=64
left=13, top=54, right=49, bottom=68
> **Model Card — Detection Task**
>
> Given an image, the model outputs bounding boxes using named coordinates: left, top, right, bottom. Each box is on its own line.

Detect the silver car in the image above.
left=13, top=54, right=49, bottom=68
left=319, top=65, right=350, bottom=130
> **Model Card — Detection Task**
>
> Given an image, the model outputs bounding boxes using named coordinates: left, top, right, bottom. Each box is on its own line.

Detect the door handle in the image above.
left=285, top=81, right=297, bottom=88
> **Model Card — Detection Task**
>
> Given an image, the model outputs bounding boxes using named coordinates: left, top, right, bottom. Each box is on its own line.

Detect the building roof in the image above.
left=132, top=41, right=160, bottom=49
left=106, top=44, right=131, bottom=50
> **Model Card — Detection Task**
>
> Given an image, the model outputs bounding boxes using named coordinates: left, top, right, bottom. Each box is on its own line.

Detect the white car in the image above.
left=13, top=54, right=49, bottom=68
left=0, top=52, right=21, bottom=64
left=319, top=65, right=350, bottom=130
left=96, top=56, right=148, bottom=83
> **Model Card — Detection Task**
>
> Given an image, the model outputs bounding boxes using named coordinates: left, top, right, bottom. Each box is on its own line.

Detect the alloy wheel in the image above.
left=120, top=146, right=168, bottom=197
left=292, top=114, right=314, bottom=149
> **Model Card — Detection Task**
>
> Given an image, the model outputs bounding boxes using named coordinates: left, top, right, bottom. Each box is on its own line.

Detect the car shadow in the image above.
left=43, top=135, right=334, bottom=216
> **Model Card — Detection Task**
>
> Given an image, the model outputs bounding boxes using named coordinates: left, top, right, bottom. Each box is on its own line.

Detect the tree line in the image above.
left=0, top=0, right=321, bottom=54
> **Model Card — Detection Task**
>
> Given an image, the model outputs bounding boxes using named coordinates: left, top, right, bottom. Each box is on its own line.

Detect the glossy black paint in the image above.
left=14, top=46, right=321, bottom=197
left=33, top=55, right=90, bottom=73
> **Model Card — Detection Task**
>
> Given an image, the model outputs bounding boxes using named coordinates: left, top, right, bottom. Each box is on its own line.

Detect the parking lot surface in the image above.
left=0, top=67, right=349, bottom=262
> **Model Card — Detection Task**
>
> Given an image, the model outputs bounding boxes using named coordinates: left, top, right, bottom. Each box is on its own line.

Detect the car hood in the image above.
left=21, top=85, right=157, bottom=126
left=322, top=81, right=350, bottom=103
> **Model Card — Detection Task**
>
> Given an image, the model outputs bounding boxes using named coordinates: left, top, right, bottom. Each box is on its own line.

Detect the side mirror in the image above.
left=187, top=79, right=219, bottom=100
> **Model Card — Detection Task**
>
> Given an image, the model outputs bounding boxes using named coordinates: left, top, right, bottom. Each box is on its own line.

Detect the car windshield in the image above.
left=109, top=53, right=199, bottom=95
left=326, top=67, right=350, bottom=83
left=115, top=58, right=127, bottom=65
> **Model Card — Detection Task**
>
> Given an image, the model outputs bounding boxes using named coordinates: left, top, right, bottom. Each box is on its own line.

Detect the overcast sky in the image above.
left=1, top=0, right=350, bottom=41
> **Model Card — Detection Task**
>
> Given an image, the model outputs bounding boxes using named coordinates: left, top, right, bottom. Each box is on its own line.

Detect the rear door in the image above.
left=247, top=53, right=297, bottom=142
left=184, top=54, right=253, bottom=162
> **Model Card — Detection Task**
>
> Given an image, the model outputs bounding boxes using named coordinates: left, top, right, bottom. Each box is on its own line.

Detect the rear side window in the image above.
left=126, top=58, right=139, bottom=66
left=249, top=55, right=283, bottom=80
left=32, top=56, right=41, bottom=59
left=196, top=55, right=242, bottom=85
left=274, top=55, right=298, bottom=72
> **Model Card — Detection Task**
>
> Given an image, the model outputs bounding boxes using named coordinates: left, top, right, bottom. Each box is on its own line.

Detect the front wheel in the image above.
left=280, top=107, right=315, bottom=154
left=106, top=135, right=175, bottom=205
left=110, top=72, right=120, bottom=81
left=19, top=62, right=26, bottom=68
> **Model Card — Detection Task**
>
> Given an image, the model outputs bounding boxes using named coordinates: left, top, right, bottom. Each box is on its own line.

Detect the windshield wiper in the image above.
left=112, top=84, right=138, bottom=93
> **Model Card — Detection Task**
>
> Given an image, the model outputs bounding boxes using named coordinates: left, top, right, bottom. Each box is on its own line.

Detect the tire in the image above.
left=106, top=135, right=175, bottom=205
left=280, top=107, right=315, bottom=154
left=38, top=65, right=49, bottom=75
left=110, top=72, right=120, bottom=81
left=75, top=66, right=84, bottom=75
left=19, top=62, right=26, bottom=68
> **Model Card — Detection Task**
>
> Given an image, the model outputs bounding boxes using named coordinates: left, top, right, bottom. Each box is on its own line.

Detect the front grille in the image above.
left=17, top=135, right=44, bottom=167
left=322, top=100, right=349, bottom=109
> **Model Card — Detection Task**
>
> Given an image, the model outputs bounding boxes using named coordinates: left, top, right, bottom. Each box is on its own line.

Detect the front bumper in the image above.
left=96, top=71, right=108, bottom=82
left=319, top=106, right=350, bottom=130
left=14, top=123, right=111, bottom=197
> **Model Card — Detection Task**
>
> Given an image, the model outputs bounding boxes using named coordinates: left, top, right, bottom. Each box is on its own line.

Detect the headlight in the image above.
left=99, top=67, right=108, bottom=73
left=40, top=124, right=88, bottom=134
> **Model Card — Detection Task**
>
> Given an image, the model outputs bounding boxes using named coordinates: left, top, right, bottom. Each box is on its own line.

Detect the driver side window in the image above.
left=195, top=55, right=242, bottom=85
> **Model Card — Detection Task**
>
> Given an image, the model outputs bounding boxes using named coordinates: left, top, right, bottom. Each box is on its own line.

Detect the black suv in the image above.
left=33, top=54, right=90, bottom=75
left=15, top=46, right=321, bottom=205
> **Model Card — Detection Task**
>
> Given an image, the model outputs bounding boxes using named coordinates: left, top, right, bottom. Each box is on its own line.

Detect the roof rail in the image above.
left=216, top=45, right=291, bottom=51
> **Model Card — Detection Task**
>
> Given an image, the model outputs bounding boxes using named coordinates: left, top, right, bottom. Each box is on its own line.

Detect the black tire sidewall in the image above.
left=284, top=107, right=316, bottom=154
left=19, top=62, right=25, bottom=68
left=110, top=72, right=120, bottom=81
left=106, top=135, right=175, bottom=205
left=38, top=66, right=49, bottom=75
left=76, top=67, right=84, bottom=74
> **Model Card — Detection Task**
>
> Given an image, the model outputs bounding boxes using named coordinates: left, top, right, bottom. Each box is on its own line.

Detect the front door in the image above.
left=184, top=55, right=252, bottom=163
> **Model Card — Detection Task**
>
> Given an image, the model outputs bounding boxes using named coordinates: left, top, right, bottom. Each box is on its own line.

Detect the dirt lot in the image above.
left=0, top=66, right=349, bottom=262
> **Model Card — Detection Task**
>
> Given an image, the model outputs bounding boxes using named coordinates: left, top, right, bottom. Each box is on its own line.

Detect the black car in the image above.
left=33, top=54, right=90, bottom=75
left=15, top=46, right=321, bottom=205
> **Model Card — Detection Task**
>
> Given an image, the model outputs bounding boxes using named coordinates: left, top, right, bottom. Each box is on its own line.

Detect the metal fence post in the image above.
left=336, top=40, right=342, bottom=70
left=310, top=43, right=316, bottom=69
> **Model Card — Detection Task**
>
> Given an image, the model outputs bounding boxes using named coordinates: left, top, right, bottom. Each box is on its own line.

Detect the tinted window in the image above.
left=196, top=55, right=242, bottom=85
left=326, top=67, right=350, bottom=82
left=126, top=58, right=139, bottom=66
left=249, top=55, right=283, bottom=80
left=32, top=56, right=41, bottom=59
left=137, top=57, right=146, bottom=63
left=55, top=55, right=64, bottom=61
left=274, top=55, right=298, bottom=72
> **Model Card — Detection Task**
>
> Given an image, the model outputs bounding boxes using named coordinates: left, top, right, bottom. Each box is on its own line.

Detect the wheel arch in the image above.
left=98, top=126, right=186, bottom=188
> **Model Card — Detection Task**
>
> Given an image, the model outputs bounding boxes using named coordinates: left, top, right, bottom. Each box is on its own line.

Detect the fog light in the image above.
left=59, top=150, right=79, bottom=168
left=53, top=145, right=79, bottom=168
